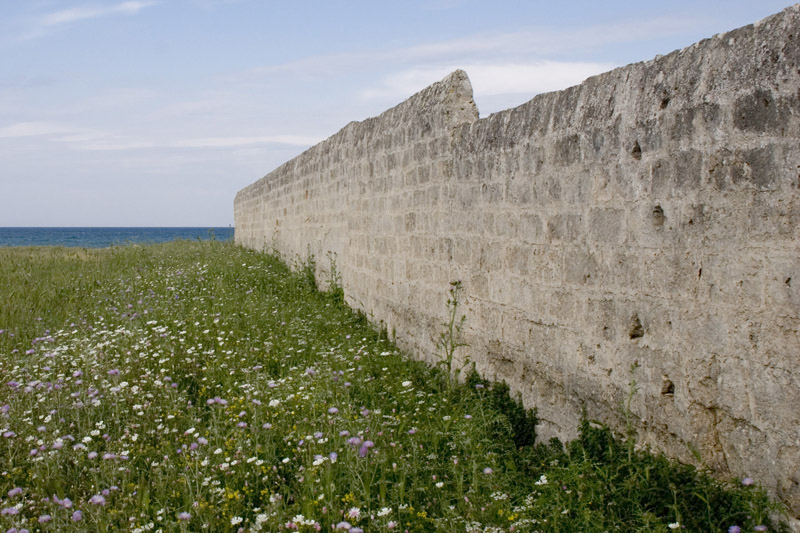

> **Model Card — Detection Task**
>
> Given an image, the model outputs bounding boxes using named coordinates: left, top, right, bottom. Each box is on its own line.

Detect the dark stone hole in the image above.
left=786, top=277, right=792, bottom=286
left=631, top=141, right=642, bottom=160
left=628, top=314, right=644, bottom=339
left=652, top=205, right=665, bottom=227
left=660, top=97, right=670, bottom=109
left=661, top=379, right=675, bottom=396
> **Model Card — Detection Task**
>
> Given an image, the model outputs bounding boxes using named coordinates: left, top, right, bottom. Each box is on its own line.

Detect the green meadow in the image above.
left=0, top=241, right=787, bottom=532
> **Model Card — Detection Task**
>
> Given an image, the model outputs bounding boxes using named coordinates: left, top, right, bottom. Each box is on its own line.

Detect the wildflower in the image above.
left=230, top=516, right=243, bottom=525
left=668, top=523, right=680, bottom=530
left=402, top=380, right=412, bottom=387
left=347, top=507, right=361, bottom=519
left=38, top=515, right=52, bottom=524
left=7, top=487, right=22, bottom=497
left=107, top=369, right=119, bottom=375
left=483, top=467, right=493, bottom=475
left=435, top=481, right=444, bottom=488
left=754, top=526, right=768, bottom=532
left=535, top=474, right=548, bottom=485
left=72, top=510, right=83, bottom=521
left=329, top=452, right=338, bottom=463
left=742, top=477, right=754, bottom=486
left=328, top=407, right=339, bottom=415
left=178, top=512, right=191, bottom=520
left=1, top=507, right=19, bottom=515
left=262, top=423, right=272, bottom=429
left=89, top=494, right=106, bottom=505
left=728, top=527, right=741, bottom=533
left=378, top=507, right=391, bottom=517
left=335, top=522, right=351, bottom=530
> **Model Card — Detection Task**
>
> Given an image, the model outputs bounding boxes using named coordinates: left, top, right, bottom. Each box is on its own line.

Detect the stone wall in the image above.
left=235, top=4, right=800, bottom=517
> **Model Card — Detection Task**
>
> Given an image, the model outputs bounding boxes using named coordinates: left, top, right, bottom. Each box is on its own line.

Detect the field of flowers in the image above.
left=0, top=242, right=787, bottom=532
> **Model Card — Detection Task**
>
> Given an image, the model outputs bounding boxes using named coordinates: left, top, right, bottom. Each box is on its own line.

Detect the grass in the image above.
left=0, top=241, right=787, bottom=532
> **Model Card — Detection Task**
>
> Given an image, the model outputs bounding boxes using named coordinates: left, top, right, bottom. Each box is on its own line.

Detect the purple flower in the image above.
left=89, top=494, right=106, bottom=505
left=328, top=407, right=339, bottom=415
left=107, top=369, right=119, bottom=376
left=72, top=510, right=83, bottom=521
left=728, top=527, right=741, bottom=533
left=329, top=452, right=338, bottom=463
left=483, top=467, right=494, bottom=475
left=197, top=437, right=208, bottom=445
left=347, top=437, right=362, bottom=447
left=2, top=431, right=15, bottom=438
left=1, top=507, right=19, bottom=515
left=741, top=477, right=754, bottom=486
left=38, top=514, right=52, bottom=524
left=88, top=451, right=98, bottom=459
left=262, top=423, right=272, bottom=430
left=237, top=422, right=247, bottom=428
left=178, top=511, right=191, bottom=521
left=7, top=487, right=22, bottom=497
left=335, top=521, right=352, bottom=530
left=754, top=526, right=768, bottom=532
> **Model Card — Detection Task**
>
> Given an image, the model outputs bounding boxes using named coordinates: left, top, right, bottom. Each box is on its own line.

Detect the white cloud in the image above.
left=0, top=120, right=319, bottom=151
left=237, top=15, right=695, bottom=85
left=0, top=121, right=71, bottom=138
left=361, top=61, right=617, bottom=103
left=172, top=135, right=323, bottom=149
left=40, top=1, right=157, bottom=27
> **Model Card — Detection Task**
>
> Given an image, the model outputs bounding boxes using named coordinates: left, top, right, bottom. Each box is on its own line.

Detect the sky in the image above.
left=0, top=0, right=795, bottom=227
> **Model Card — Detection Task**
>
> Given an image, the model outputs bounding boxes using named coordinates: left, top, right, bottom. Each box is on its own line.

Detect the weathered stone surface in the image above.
left=235, top=5, right=800, bottom=522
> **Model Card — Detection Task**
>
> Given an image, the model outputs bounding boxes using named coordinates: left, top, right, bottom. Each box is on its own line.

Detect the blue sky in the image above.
left=0, top=0, right=794, bottom=227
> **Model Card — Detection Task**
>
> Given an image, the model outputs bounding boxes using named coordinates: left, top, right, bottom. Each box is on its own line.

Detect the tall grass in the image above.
left=0, top=241, right=787, bottom=532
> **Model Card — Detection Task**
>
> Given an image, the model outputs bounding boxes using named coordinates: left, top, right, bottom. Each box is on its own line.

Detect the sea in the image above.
left=0, top=227, right=234, bottom=248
